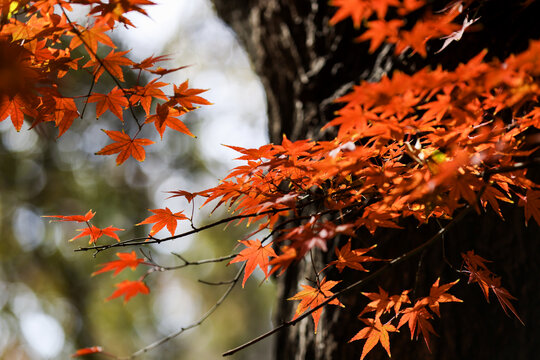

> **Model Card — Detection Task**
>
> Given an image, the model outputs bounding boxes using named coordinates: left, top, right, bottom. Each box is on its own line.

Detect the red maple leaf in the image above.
left=349, top=317, right=398, bottom=360
left=88, top=87, right=128, bottom=121
left=136, top=207, right=188, bottom=236
left=70, top=225, right=124, bottom=244
left=92, top=251, right=145, bottom=276
left=106, top=280, right=150, bottom=303
left=229, top=239, right=277, bottom=287
left=95, top=130, right=155, bottom=165
left=288, top=277, right=344, bottom=333
left=44, top=209, right=95, bottom=223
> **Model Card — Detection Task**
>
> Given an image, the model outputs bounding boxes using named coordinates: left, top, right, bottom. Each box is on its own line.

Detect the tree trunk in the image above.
left=212, top=1, right=540, bottom=359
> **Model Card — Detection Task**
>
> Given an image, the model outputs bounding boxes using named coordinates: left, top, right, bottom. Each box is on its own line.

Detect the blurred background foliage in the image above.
left=0, top=0, right=274, bottom=359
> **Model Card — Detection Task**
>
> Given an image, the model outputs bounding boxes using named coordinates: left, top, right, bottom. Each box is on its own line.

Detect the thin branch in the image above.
left=198, top=279, right=236, bottom=286
left=121, top=264, right=245, bottom=359
left=74, top=207, right=292, bottom=252
left=222, top=206, right=472, bottom=357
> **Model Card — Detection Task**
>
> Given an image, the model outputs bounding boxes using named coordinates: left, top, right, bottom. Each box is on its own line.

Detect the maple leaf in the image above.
left=329, top=0, right=374, bottom=28
left=92, top=251, right=145, bottom=276
left=327, top=240, right=380, bottom=272
left=490, top=278, right=525, bottom=325
left=397, top=304, right=437, bottom=352
left=70, top=225, right=124, bottom=244
left=229, top=239, right=277, bottom=287
left=268, top=245, right=298, bottom=277
left=69, top=25, right=116, bottom=55
left=288, top=277, right=344, bottom=333
left=419, top=278, right=462, bottom=317
left=71, top=346, right=103, bottom=357
left=51, top=96, right=80, bottom=138
left=358, top=19, right=404, bottom=53
left=170, top=80, right=212, bottom=110
left=132, top=54, right=171, bottom=71
left=0, top=94, right=33, bottom=131
left=461, top=251, right=524, bottom=325
left=84, top=49, right=134, bottom=83
left=88, top=87, right=128, bottom=121
left=44, top=209, right=95, bottom=223
left=136, top=207, right=188, bottom=236
left=349, top=317, right=398, bottom=360
left=145, top=103, right=195, bottom=138
left=96, top=130, right=155, bottom=165
left=166, top=189, right=199, bottom=203
left=106, top=279, right=150, bottom=303
left=360, top=287, right=411, bottom=319
left=517, top=189, right=540, bottom=226
left=129, top=79, right=167, bottom=115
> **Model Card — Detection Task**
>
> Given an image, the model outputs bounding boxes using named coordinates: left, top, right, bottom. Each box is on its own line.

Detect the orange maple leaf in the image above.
left=136, top=207, right=188, bottom=236
left=44, top=209, right=95, bottom=223
left=69, top=25, right=116, bottom=55
left=88, top=87, right=128, bottom=121
left=106, top=280, right=149, bottom=303
left=329, top=0, right=374, bottom=28
left=288, top=277, right=344, bottom=333
left=49, top=96, right=80, bottom=138
left=84, top=49, right=133, bottom=82
left=358, top=19, right=404, bottom=53
left=71, top=346, right=103, bottom=358
left=230, top=239, right=277, bottom=287
left=145, top=103, right=195, bottom=138
left=70, top=225, right=124, bottom=244
left=461, top=251, right=524, bottom=325
left=518, top=189, right=540, bottom=226
left=0, top=94, right=32, bottom=131
left=360, top=287, right=410, bottom=319
left=170, top=80, right=212, bottom=109
left=349, top=317, right=398, bottom=360
left=96, top=130, right=155, bottom=165
left=397, top=303, right=437, bottom=352
left=327, top=240, right=380, bottom=273
left=166, top=189, right=199, bottom=203
left=418, top=278, right=462, bottom=317
left=129, top=79, right=168, bottom=115
left=268, top=245, right=298, bottom=277
left=92, top=251, right=145, bottom=276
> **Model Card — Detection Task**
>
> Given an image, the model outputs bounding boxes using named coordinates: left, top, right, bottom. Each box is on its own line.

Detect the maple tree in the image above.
left=2, top=0, right=540, bottom=358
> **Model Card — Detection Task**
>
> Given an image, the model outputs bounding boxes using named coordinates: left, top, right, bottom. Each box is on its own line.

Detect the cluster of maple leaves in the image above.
left=5, top=0, right=539, bottom=358
left=0, top=0, right=210, bottom=165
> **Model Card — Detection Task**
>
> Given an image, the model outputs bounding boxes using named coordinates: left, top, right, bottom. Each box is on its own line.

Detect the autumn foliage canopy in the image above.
left=2, top=0, right=539, bottom=358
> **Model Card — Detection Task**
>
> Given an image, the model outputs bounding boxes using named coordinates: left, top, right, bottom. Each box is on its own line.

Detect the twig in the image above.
left=75, top=208, right=292, bottom=252
left=121, top=264, right=245, bottom=359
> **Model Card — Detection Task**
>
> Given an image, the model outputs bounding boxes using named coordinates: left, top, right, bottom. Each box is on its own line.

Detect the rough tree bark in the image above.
left=211, top=1, right=540, bottom=359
